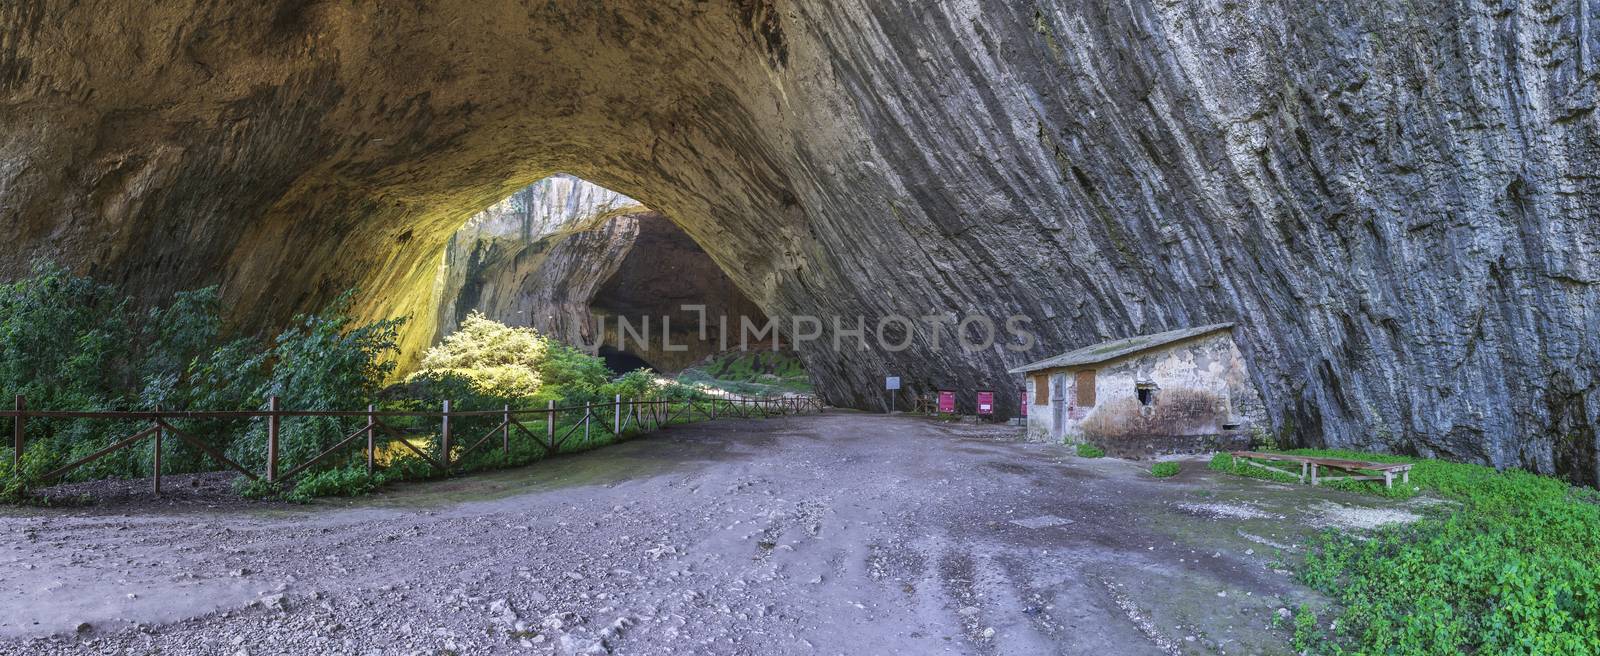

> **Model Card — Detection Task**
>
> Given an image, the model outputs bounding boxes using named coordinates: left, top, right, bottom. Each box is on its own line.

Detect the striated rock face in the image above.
left=434, top=175, right=767, bottom=373
left=1, top=1, right=1597, bottom=482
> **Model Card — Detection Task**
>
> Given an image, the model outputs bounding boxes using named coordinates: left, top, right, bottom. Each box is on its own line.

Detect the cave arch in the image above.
left=4, top=1, right=1598, bottom=481
left=431, top=174, right=774, bottom=376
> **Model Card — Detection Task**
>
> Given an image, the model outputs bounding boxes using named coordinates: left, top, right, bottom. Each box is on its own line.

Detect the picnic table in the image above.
left=1229, top=451, right=1413, bottom=489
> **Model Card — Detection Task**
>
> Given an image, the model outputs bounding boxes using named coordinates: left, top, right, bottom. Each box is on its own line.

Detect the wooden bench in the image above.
left=1229, top=451, right=1413, bottom=489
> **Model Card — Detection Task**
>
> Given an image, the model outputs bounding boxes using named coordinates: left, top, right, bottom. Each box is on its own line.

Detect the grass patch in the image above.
left=1075, top=443, right=1104, bottom=458
left=1150, top=461, right=1180, bottom=478
left=1214, top=448, right=1600, bottom=654
left=676, top=350, right=812, bottom=397
left=1208, top=452, right=1303, bottom=485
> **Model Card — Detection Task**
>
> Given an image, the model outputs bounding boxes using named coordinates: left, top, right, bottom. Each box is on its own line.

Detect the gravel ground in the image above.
left=0, top=412, right=1405, bottom=655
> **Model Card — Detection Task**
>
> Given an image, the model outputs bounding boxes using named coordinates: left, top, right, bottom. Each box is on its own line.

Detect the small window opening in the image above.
left=1136, top=382, right=1159, bottom=406
left=1074, top=370, right=1096, bottom=406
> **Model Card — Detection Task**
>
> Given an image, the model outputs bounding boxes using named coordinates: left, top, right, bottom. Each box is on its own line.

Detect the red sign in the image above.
left=937, top=390, right=956, bottom=414
left=1018, top=388, right=1027, bottom=417
left=976, top=391, right=994, bottom=415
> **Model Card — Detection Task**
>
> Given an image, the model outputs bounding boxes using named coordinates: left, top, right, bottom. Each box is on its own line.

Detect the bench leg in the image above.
left=1383, top=471, right=1393, bottom=490
left=1310, top=464, right=1319, bottom=486
left=1402, top=470, right=1409, bottom=485
left=1299, top=461, right=1307, bottom=483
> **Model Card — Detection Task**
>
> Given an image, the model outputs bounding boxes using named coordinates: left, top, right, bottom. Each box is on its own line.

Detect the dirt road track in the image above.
left=2, top=412, right=1400, bottom=655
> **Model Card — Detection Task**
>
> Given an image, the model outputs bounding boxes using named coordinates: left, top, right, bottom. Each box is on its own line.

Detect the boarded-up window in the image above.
left=1033, top=374, right=1050, bottom=404
left=1075, top=370, right=1097, bottom=407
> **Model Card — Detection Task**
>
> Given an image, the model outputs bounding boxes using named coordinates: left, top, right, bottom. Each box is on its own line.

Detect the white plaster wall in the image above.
left=1021, top=330, right=1266, bottom=443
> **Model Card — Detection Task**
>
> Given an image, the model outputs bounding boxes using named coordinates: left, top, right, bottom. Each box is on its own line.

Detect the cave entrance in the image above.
left=427, top=174, right=811, bottom=395
left=597, top=346, right=655, bottom=375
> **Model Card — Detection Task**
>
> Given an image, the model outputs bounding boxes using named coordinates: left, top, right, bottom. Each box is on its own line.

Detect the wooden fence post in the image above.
left=614, top=395, right=622, bottom=435
left=583, top=402, right=592, bottom=443
left=441, top=399, right=452, bottom=470
left=503, top=404, right=511, bottom=457
left=11, top=395, right=23, bottom=481
left=366, top=404, right=376, bottom=475
left=266, top=395, right=279, bottom=483
left=547, top=400, right=556, bottom=450
left=152, top=406, right=163, bottom=495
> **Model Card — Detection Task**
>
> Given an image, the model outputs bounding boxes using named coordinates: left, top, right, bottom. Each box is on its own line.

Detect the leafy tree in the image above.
left=0, top=261, right=131, bottom=411
left=227, top=292, right=404, bottom=473
left=537, top=342, right=613, bottom=397
left=0, top=262, right=405, bottom=488
left=414, top=312, right=550, bottom=400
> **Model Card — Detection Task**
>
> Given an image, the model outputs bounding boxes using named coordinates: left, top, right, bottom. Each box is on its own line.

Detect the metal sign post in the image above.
left=885, top=376, right=900, bottom=414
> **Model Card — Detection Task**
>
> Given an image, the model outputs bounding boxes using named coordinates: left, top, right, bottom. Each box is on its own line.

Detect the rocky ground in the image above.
left=0, top=412, right=1434, bottom=655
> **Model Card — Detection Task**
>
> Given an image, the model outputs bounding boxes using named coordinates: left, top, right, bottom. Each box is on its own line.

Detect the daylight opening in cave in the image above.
left=427, top=174, right=809, bottom=395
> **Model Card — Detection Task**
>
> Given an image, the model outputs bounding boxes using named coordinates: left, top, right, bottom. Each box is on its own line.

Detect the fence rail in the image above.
left=3, top=393, right=824, bottom=495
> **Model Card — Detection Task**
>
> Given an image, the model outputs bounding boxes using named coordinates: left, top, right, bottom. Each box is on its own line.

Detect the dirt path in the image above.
left=0, top=412, right=1424, bottom=655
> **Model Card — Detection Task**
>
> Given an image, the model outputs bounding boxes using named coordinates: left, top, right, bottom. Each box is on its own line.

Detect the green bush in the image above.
left=538, top=341, right=614, bottom=396
left=0, top=263, right=407, bottom=494
left=1150, top=461, right=1180, bottom=477
left=1214, top=448, right=1600, bottom=654
left=1075, top=443, right=1105, bottom=458
left=412, top=312, right=550, bottom=401
left=230, top=465, right=392, bottom=504
left=225, top=291, right=403, bottom=475
left=233, top=476, right=280, bottom=500
left=0, top=263, right=277, bottom=484
left=287, top=465, right=387, bottom=501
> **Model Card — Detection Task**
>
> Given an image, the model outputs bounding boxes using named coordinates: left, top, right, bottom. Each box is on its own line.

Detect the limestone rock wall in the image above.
left=1, top=1, right=1596, bottom=482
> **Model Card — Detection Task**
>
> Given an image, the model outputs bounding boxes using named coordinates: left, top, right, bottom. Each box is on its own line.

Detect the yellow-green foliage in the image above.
left=412, top=312, right=551, bottom=400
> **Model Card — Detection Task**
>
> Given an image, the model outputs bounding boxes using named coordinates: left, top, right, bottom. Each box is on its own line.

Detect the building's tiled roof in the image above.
left=1007, top=323, right=1235, bottom=374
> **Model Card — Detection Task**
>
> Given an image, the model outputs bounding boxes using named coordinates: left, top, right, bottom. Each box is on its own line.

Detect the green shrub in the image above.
left=1291, top=605, right=1324, bottom=653
left=538, top=341, right=614, bottom=395
left=412, top=312, right=550, bottom=401
left=1075, top=443, right=1105, bottom=458
left=1150, top=461, right=1180, bottom=477
left=288, top=466, right=387, bottom=501
left=226, top=291, right=403, bottom=476
left=0, top=264, right=401, bottom=489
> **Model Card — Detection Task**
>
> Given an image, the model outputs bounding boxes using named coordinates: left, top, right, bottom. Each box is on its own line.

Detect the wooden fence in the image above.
left=3, top=393, right=824, bottom=494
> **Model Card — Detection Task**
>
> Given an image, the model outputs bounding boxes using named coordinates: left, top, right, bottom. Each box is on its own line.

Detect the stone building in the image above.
left=1009, top=324, right=1266, bottom=456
